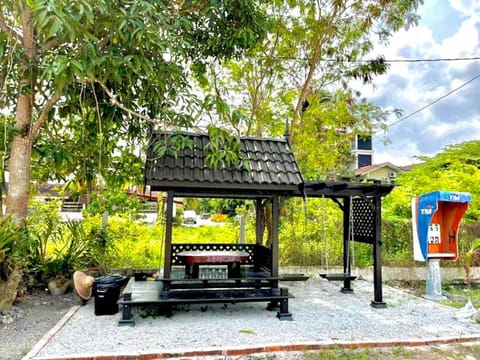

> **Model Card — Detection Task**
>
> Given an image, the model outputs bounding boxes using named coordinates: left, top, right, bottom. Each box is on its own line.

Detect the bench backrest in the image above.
left=171, top=243, right=271, bottom=271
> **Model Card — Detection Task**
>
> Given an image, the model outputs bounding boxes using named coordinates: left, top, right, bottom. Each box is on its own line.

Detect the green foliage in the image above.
left=0, top=215, right=23, bottom=263
left=384, top=140, right=480, bottom=222
left=97, top=215, right=165, bottom=269
left=85, top=190, right=143, bottom=218
left=381, top=219, right=414, bottom=266
left=279, top=198, right=418, bottom=267
left=2, top=0, right=268, bottom=226
left=0, top=215, right=25, bottom=280
left=173, top=222, right=255, bottom=245
left=22, top=202, right=105, bottom=281
left=58, top=219, right=102, bottom=271
left=204, top=126, right=250, bottom=170
left=459, top=222, right=480, bottom=258
left=200, top=0, right=421, bottom=180
left=280, top=198, right=344, bottom=266
left=98, top=216, right=249, bottom=269
left=23, top=200, right=64, bottom=275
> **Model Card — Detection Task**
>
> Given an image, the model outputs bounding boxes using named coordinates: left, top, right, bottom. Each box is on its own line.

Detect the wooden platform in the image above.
left=118, top=276, right=294, bottom=326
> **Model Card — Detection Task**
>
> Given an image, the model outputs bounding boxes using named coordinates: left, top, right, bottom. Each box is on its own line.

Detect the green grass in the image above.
left=441, top=283, right=480, bottom=309
left=301, top=343, right=480, bottom=359
left=386, top=279, right=480, bottom=310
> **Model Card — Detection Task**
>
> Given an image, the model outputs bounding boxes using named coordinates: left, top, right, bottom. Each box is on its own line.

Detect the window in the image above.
left=357, top=135, right=372, bottom=150
left=358, top=154, right=372, bottom=168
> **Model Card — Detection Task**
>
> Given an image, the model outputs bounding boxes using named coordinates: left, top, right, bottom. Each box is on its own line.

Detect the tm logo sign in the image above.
left=420, top=205, right=434, bottom=215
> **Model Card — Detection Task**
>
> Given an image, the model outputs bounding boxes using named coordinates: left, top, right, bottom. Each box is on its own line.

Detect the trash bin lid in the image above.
left=95, top=274, right=126, bottom=284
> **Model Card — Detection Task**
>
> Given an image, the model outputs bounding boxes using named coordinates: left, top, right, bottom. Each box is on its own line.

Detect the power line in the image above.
left=384, top=56, right=480, bottom=63
left=273, top=55, right=480, bottom=63
left=385, top=72, right=480, bottom=129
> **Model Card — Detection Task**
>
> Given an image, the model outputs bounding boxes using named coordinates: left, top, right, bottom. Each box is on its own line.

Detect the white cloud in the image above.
left=367, top=0, right=480, bottom=166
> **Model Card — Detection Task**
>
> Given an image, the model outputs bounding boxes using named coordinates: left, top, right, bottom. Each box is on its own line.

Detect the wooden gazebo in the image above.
left=117, top=131, right=394, bottom=325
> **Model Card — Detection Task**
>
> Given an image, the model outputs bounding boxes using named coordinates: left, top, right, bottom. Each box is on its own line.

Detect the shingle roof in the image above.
left=355, top=162, right=409, bottom=176
left=144, top=132, right=303, bottom=197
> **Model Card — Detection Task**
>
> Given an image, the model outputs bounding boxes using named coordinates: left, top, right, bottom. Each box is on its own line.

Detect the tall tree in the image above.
left=0, top=0, right=267, bottom=224
left=0, top=0, right=267, bottom=309
left=201, top=0, right=422, bottom=179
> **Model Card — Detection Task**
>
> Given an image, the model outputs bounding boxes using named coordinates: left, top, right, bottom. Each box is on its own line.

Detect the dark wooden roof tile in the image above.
left=145, top=132, right=303, bottom=195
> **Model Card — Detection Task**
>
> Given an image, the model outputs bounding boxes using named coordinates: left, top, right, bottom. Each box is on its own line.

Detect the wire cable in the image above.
left=273, top=55, right=480, bottom=63
left=384, top=72, right=480, bottom=129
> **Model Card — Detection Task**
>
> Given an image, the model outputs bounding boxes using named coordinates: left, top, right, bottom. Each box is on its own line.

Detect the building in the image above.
left=351, top=134, right=373, bottom=169
left=355, top=162, right=411, bottom=184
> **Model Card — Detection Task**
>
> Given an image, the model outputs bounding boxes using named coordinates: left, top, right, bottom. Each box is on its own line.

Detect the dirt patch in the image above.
left=0, top=287, right=76, bottom=360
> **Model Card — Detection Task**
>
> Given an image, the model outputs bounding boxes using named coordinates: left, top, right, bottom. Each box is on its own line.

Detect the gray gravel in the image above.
left=31, top=277, right=480, bottom=359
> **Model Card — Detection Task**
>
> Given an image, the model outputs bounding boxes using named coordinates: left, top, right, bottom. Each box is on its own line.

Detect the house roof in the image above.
left=355, top=162, right=409, bottom=176
left=144, top=132, right=303, bottom=198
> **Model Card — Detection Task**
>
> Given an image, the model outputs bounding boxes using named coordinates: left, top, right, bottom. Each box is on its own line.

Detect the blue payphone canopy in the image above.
left=413, top=191, right=472, bottom=261
left=419, top=191, right=472, bottom=204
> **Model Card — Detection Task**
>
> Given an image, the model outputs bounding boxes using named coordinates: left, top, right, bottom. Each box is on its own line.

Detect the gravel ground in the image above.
left=0, top=288, right=75, bottom=360
left=28, top=277, right=480, bottom=359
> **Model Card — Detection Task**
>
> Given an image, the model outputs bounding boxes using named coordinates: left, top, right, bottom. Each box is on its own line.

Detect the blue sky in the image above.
left=365, top=0, right=480, bottom=166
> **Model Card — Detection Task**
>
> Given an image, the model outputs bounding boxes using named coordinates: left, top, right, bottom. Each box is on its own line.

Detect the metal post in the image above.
left=424, top=258, right=447, bottom=300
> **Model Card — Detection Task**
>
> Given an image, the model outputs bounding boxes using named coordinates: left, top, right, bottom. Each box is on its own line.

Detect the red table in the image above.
left=177, top=250, right=249, bottom=278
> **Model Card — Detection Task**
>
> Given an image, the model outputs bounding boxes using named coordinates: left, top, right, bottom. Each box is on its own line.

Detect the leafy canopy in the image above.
left=195, top=0, right=422, bottom=180
left=0, top=0, right=268, bottom=210
left=384, top=141, right=480, bottom=222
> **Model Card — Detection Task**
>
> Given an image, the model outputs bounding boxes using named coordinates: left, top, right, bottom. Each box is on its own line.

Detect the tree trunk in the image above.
left=6, top=88, right=34, bottom=224
left=6, top=135, right=32, bottom=224
left=5, top=7, right=36, bottom=225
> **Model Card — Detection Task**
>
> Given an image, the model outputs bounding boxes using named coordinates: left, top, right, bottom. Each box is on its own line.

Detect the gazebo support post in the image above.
left=255, top=199, right=263, bottom=246
left=271, top=195, right=279, bottom=278
left=371, top=195, right=386, bottom=308
left=163, top=191, right=174, bottom=284
left=341, top=197, right=353, bottom=293
left=267, top=195, right=281, bottom=311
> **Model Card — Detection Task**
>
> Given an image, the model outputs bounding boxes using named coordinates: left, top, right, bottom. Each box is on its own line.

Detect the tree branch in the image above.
left=31, top=93, right=63, bottom=138
left=0, top=12, right=23, bottom=44
left=95, top=80, right=157, bottom=124
left=42, top=37, right=65, bottom=51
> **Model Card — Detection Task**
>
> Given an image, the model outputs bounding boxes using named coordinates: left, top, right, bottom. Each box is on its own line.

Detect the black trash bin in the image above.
left=93, top=275, right=127, bottom=315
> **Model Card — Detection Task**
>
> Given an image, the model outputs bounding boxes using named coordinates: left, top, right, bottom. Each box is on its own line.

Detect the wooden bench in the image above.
left=118, top=277, right=293, bottom=326
left=160, top=276, right=280, bottom=291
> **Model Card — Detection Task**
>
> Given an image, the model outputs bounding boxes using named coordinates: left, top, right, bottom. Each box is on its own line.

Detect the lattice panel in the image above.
left=352, top=198, right=375, bottom=244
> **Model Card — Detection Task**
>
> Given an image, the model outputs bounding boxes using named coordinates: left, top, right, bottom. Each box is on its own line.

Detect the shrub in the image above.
left=381, top=219, right=415, bottom=266
left=0, top=215, right=25, bottom=280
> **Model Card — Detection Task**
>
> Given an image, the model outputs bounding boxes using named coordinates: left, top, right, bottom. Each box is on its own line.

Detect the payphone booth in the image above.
left=412, top=191, right=471, bottom=300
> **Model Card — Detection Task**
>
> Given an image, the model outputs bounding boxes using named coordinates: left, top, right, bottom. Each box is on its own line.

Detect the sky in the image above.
left=364, top=0, right=480, bottom=166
